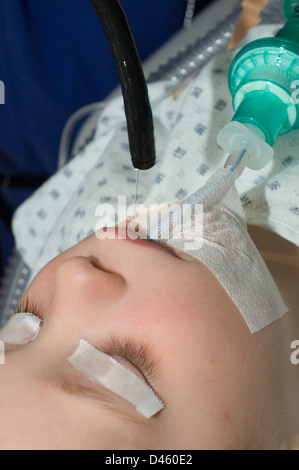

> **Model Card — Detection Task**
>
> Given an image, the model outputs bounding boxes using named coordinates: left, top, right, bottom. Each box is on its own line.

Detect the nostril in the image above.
left=54, top=256, right=126, bottom=304
left=88, top=255, right=104, bottom=271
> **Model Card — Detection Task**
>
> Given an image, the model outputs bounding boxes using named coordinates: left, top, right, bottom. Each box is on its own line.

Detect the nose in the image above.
left=48, top=256, right=126, bottom=329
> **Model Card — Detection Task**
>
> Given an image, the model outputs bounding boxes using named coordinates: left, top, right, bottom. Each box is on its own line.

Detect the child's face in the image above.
left=0, top=230, right=292, bottom=449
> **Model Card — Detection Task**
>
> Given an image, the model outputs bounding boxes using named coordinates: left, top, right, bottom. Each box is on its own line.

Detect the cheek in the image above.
left=109, top=260, right=207, bottom=339
left=119, top=274, right=186, bottom=327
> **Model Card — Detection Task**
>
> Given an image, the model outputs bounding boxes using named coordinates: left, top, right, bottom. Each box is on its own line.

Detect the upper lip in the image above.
left=106, top=226, right=183, bottom=259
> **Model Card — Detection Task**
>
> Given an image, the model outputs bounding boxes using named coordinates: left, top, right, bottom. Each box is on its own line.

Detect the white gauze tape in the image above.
left=127, top=168, right=289, bottom=333
left=0, top=312, right=41, bottom=344
left=67, top=339, right=164, bottom=419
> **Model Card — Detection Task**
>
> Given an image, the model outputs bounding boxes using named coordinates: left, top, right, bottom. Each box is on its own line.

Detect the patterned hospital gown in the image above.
left=12, top=24, right=299, bottom=283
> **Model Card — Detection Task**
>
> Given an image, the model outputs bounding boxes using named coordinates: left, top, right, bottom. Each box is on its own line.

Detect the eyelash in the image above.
left=14, top=298, right=157, bottom=383
left=15, top=296, right=42, bottom=320
left=99, top=336, right=157, bottom=385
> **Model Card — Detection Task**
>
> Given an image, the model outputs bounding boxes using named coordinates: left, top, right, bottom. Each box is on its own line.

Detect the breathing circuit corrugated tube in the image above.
left=89, top=0, right=156, bottom=170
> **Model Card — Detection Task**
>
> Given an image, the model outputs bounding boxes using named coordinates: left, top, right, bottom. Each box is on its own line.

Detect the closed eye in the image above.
left=14, top=296, right=43, bottom=321
left=98, top=335, right=159, bottom=385
left=68, top=339, right=165, bottom=419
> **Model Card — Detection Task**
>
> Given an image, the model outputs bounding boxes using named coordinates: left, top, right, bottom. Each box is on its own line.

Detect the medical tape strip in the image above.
left=0, top=312, right=41, bottom=344
left=0, top=317, right=164, bottom=418
left=67, top=339, right=164, bottom=419
left=129, top=168, right=289, bottom=333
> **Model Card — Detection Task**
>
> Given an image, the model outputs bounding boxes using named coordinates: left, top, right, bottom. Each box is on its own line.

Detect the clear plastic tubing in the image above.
left=148, top=148, right=249, bottom=242
left=217, top=0, right=299, bottom=170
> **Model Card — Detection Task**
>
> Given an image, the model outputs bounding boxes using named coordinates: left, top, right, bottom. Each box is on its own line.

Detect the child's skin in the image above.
left=0, top=225, right=298, bottom=450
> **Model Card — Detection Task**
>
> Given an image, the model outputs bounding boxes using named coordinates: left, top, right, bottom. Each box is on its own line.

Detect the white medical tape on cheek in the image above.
left=0, top=312, right=42, bottom=344
left=67, top=339, right=164, bottom=419
left=181, top=183, right=288, bottom=333
left=131, top=168, right=289, bottom=334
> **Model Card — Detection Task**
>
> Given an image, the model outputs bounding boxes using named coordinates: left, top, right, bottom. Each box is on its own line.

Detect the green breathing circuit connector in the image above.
left=218, top=0, right=299, bottom=170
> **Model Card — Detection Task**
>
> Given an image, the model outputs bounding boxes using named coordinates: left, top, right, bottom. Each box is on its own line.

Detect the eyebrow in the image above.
left=61, top=378, right=146, bottom=425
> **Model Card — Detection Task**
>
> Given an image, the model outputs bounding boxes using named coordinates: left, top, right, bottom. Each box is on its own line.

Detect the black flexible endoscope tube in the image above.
left=89, top=0, right=156, bottom=170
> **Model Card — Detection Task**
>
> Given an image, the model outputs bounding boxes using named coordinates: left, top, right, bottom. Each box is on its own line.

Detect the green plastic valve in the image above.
left=217, top=0, right=299, bottom=170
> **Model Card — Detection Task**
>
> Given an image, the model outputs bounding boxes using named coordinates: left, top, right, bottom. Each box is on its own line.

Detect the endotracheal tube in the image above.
left=149, top=147, right=249, bottom=242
